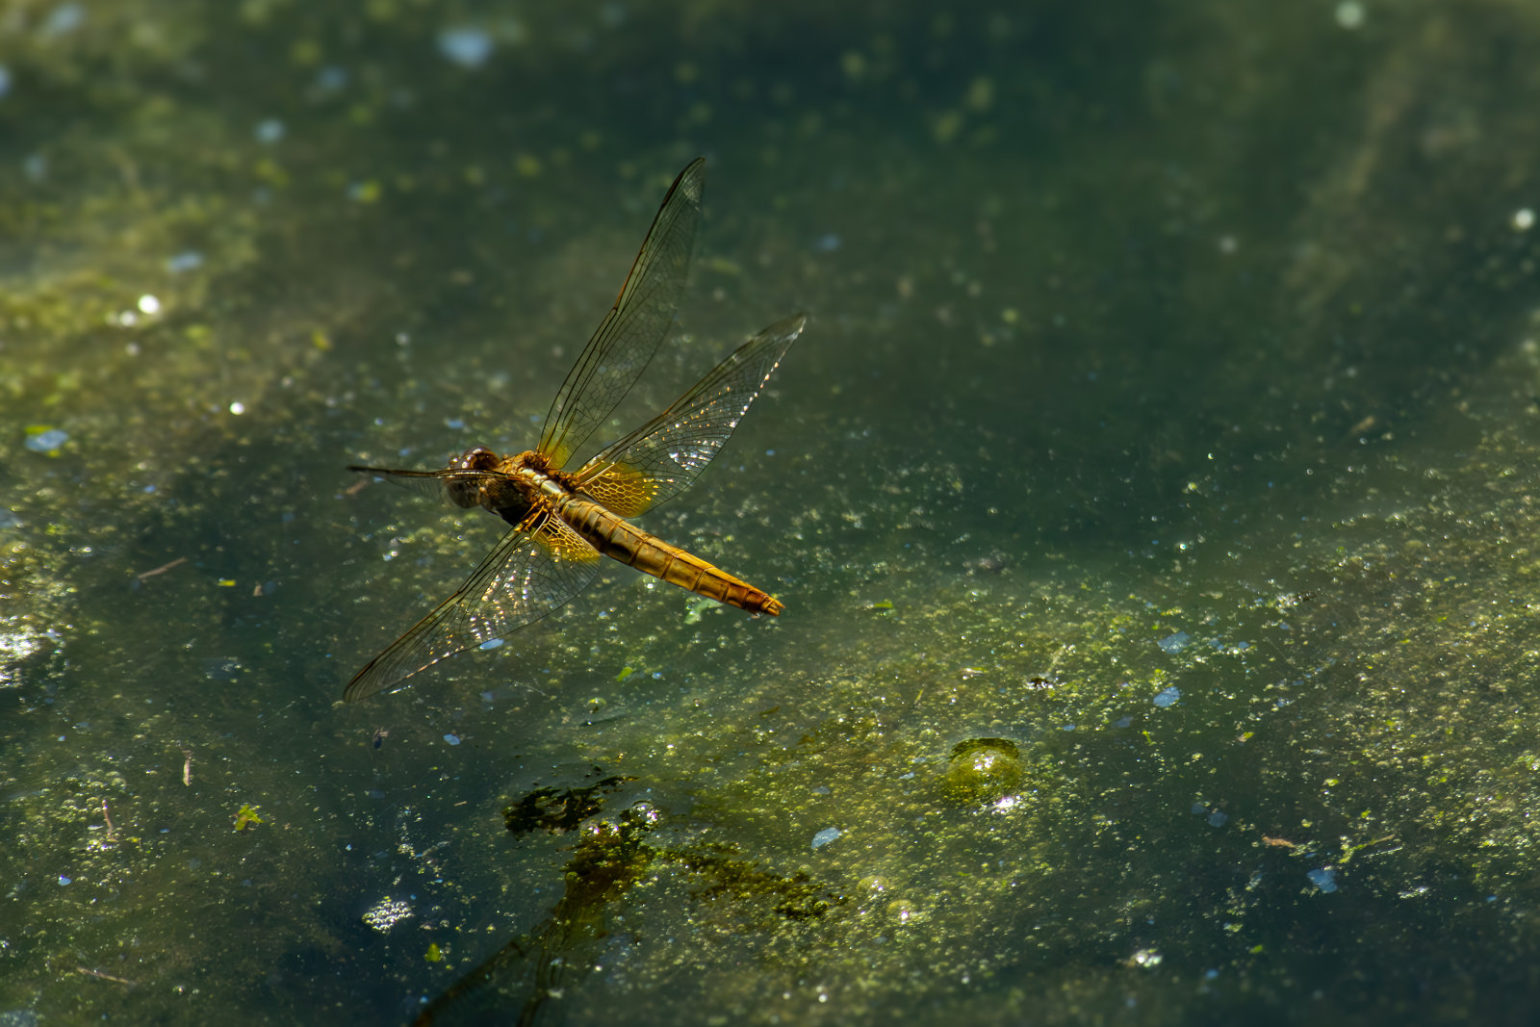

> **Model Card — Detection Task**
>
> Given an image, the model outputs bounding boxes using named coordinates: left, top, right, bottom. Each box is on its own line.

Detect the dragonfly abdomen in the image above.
left=559, top=498, right=783, bottom=616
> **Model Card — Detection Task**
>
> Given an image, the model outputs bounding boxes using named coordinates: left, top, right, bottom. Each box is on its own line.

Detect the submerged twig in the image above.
left=76, top=965, right=136, bottom=986
left=136, top=556, right=188, bottom=582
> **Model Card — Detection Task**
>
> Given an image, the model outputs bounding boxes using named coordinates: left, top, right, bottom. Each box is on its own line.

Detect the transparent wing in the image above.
left=342, top=515, right=601, bottom=701
left=537, top=158, right=706, bottom=469
left=573, top=314, right=806, bottom=517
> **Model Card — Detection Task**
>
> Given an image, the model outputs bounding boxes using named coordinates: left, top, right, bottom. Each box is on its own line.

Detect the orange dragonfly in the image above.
left=343, top=157, right=805, bottom=701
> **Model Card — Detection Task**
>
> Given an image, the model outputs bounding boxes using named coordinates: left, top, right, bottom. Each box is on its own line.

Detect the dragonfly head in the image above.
left=445, top=446, right=500, bottom=508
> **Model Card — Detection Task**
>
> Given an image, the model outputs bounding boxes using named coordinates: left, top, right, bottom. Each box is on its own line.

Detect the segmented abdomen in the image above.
left=559, top=498, right=783, bottom=615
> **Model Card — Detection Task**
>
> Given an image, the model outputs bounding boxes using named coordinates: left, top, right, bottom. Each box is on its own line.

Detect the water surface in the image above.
left=4, top=2, right=1540, bottom=1024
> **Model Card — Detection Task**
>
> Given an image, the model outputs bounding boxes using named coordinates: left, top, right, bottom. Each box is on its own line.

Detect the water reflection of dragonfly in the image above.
left=344, top=158, right=805, bottom=701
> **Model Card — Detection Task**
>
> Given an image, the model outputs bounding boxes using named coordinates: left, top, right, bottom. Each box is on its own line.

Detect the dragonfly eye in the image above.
left=454, top=446, right=499, bottom=471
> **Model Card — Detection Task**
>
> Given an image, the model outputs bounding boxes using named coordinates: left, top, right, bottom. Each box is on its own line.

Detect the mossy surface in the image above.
left=6, top=1, right=1540, bottom=1024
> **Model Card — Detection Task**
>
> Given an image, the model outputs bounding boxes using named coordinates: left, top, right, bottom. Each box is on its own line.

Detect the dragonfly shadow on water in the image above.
left=412, top=774, right=840, bottom=1027
left=344, top=157, right=807, bottom=701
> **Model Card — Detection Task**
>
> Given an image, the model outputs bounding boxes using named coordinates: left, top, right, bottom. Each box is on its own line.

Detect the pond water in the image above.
left=4, top=2, right=1540, bottom=1024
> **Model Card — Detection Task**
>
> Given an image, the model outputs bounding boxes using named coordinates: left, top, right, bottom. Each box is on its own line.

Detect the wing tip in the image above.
left=768, top=312, right=809, bottom=341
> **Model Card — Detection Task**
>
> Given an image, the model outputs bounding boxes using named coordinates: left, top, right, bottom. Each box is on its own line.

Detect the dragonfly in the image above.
left=343, top=157, right=805, bottom=701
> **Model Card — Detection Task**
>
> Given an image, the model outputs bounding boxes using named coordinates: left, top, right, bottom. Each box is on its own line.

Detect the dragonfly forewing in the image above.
left=538, top=158, right=706, bottom=468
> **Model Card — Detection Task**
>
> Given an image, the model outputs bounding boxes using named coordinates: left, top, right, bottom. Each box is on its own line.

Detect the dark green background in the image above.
left=5, top=1, right=1540, bottom=1023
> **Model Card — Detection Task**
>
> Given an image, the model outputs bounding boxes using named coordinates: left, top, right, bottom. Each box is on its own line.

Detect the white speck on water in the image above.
left=167, top=250, right=204, bottom=273
left=1153, top=686, right=1181, bottom=708
left=1514, top=208, right=1535, bottom=232
left=1308, top=867, right=1338, bottom=893
left=478, top=638, right=503, bottom=650
left=438, top=26, right=494, bottom=68
left=57, top=875, right=71, bottom=886
left=25, top=429, right=68, bottom=453
left=137, top=294, right=160, bottom=315
left=1334, top=1, right=1365, bottom=29
left=254, top=118, right=285, bottom=144
left=314, top=65, right=348, bottom=94
left=1158, top=631, right=1190, bottom=654
left=229, top=402, right=245, bottom=415
left=443, top=733, right=460, bottom=746
left=811, top=827, right=842, bottom=850
left=42, top=3, right=85, bottom=36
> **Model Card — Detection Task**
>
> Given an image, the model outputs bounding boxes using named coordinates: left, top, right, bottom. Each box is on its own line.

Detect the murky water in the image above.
left=5, top=2, right=1540, bottom=1024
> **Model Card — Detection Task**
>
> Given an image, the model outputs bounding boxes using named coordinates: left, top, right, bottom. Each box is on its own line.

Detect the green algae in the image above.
left=5, top=0, right=1540, bottom=1024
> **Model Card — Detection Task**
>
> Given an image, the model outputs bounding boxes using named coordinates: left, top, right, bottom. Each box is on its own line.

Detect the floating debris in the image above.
left=232, top=804, right=264, bottom=832
left=24, top=427, right=68, bottom=453
left=943, top=737, right=1023, bottom=805
left=136, top=556, right=187, bottom=582
left=361, top=896, right=413, bottom=933
left=313, top=65, right=348, bottom=94
left=1153, top=686, right=1181, bottom=708
left=1157, top=631, right=1191, bottom=654
left=166, top=250, right=204, bottom=273
left=41, top=3, right=85, bottom=37
left=811, top=827, right=842, bottom=850
left=438, top=26, right=494, bottom=68
left=253, top=118, right=284, bottom=144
